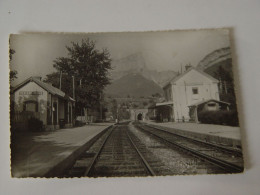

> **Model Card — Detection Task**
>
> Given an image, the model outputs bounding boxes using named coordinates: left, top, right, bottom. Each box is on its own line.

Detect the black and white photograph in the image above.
left=10, top=29, right=244, bottom=178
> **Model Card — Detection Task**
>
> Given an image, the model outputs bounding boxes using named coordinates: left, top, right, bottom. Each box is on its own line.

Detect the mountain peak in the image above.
left=105, top=73, right=163, bottom=97
left=112, top=52, right=147, bottom=73
left=109, top=52, right=178, bottom=87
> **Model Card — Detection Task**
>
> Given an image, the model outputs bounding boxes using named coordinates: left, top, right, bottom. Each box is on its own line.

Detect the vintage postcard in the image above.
left=10, top=29, right=244, bottom=178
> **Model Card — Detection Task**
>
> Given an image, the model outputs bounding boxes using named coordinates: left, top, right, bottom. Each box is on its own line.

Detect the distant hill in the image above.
left=203, top=58, right=233, bottom=79
left=112, top=52, right=146, bottom=73
left=105, top=73, right=163, bottom=97
left=197, top=47, right=233, bottom=78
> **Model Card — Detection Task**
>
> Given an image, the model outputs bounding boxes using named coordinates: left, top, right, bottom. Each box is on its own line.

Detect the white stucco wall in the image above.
left=171, top=69, right=219, bottom=121
left=14, top=81, right=48, bottom=125
left=52, top=96, right=59, bottom=125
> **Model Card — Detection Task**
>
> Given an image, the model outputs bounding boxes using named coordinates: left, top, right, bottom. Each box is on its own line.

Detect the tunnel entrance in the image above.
left=137, top=113, right=143, bottom=121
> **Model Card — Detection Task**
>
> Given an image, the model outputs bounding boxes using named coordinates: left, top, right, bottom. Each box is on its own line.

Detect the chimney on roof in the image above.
left=33, top=76, right=42, bottom=81
left=46, top=82, right=53, bottom=86
left=185, top=64, right=192, bottom=71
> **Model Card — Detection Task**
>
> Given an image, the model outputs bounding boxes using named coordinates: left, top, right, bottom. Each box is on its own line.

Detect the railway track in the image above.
left=134, top=122, right=244, bottom=173
left=63, top=122, right=158, bottom=177
left=62, top=121, right=243, bottom=177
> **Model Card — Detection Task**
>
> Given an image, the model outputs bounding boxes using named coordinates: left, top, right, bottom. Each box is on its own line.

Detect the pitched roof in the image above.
left=163, top=67, right=219, bottom=88
left=188, top=99, right=230, bottom=107
left=12, top=77, right=74, bottom=101
left=155, top=101, right=174, bottom=107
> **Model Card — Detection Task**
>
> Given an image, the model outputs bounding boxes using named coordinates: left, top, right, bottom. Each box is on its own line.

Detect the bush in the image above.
left=198, top=110, right=239, bottom=126
left=75, top=120, right=86, bottom=127
left=149, top=116, right=156, bottom=121
left=28, top=117, right=43, bottom=131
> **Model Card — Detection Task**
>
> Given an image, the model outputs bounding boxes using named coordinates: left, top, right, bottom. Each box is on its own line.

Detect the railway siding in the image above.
left=134, top=123, right=243, bottom=173
left=62, top=122, right=241, bottom=177
left=144, top=121, right=242, bottom=148
left=63, top=124, right=156, bottom=177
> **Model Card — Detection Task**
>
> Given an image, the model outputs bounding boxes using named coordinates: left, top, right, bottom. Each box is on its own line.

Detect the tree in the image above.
left=10, top=70, right=18, bottom=82
left=44, top=72, right=73, bottom=97
left=152, top=92, right=162, bottom=98
left=119, top=107, right=130, bottom=120
left=214, top=65, right=237, bottom=110
left=132, top=103, right=138, bottom=109
left=45, top=39, right=112, bottom=114
left=9, top=48, right=18, bottom=82
left=110, top=99, right=118, bottom=120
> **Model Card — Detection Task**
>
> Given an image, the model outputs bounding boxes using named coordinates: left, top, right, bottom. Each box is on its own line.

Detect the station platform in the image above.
left=11, top=123, right=114, bottom=178
left=143, top=121, right=243, bottom=148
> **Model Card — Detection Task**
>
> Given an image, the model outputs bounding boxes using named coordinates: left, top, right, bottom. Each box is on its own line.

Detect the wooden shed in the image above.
left=188, top=99, right=230, bottom=123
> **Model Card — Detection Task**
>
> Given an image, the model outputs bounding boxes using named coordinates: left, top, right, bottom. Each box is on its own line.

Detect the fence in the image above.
left=11, top=111, right=41, bottom=131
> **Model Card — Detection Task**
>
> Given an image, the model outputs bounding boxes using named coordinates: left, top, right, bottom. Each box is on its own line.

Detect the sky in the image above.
left=10, top=29, right=230, bottom=85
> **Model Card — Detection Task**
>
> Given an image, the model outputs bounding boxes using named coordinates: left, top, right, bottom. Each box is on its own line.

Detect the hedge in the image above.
left=28, top=117, right=43, bottom=131
left=198, top=110, right=239, bottom=126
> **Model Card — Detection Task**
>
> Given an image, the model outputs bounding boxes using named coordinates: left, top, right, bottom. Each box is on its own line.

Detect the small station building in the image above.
left=188, top=99, right=230, bottom=122
left=11, top=76, right=75, bottom=131
left=155, top=67, right=229, bottom=122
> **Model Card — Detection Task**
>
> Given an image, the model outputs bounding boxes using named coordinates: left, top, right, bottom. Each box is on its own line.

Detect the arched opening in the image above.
left=137, top=113, right=143, bottom=120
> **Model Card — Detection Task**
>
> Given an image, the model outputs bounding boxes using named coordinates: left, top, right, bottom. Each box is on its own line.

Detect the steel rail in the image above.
left=126, top=130, right=156, bottom=176
left=84, top=126, right=115, bottom=176
left=142, top=123, right=242, bottom=156
left=136, top=125, right=243, bottom=173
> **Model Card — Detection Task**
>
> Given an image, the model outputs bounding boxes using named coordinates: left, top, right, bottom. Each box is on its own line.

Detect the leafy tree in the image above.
left=110, top=99, right=118, bottom=119
left=9, top=48, right=18, bottom=82
left=149, top=99, right=155, bottom=104
left=45, top=39, right=112, bottom=113
left=10, top=70, right=18, bottom=82
left=119, top=107, right=130, bottom=120
left=44, top=72, right=74, bottom=97
left=152, top=92, right=162, bottom=98
left=214, top=65, right=237, bottom=110
left=9, top=48, right=15, bottom=61
left=132, top=103, right=138, bottom=109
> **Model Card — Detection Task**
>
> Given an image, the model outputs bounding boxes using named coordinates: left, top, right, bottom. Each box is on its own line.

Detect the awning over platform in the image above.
left=188, top=99, right=230, bottom=107
left=155, top=101, right=174, bottom=107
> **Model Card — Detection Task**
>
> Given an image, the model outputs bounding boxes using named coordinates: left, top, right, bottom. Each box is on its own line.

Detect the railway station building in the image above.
left=156, top=67, right=227, bottom=122
left=11, top=76, right=75, bottom=131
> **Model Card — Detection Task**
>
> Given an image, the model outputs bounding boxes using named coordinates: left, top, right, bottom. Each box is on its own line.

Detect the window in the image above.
left=192, top=87, right=198, bottom=94
left=208, top=103, right=216, bottom=107
left=23, top=100, right=38, bottom=112
left=168, top=88, right=171, bottom=100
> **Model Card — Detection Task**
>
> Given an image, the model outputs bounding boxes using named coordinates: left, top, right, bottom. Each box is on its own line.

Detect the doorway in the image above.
left=137, top=113, right=143, bottom=120
left=53, top=102, right=58, bottom=125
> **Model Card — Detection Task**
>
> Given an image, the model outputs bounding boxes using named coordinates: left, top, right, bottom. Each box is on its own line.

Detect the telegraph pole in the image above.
left=100, top=92, right=102, bottom=122
left=59, top=71, right=62, bottom=89
left=72, top=76, right=75, bottom=99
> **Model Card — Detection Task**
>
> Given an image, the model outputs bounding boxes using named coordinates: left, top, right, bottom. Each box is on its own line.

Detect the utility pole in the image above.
left=72, top=76, right=75, bottom=126
left=59, top=71, right=62, bottom=89
left=72, top=76, right=75, bottom=99
left=100, top=92, right=102, bottom=122
left=79, top=78, right=84, bottom=123
left=117, top=104, right=120, bottom=123
left=116, top=106, right=118, bottom=123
